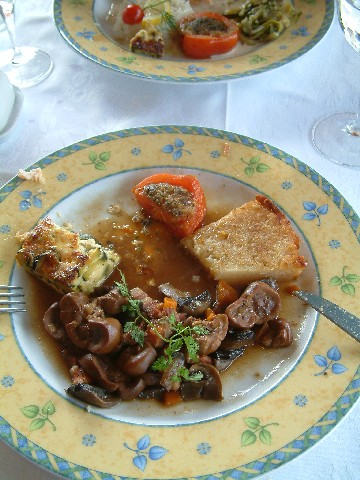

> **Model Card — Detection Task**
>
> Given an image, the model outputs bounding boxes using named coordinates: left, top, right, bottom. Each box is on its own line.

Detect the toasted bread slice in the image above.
left=181, top=195, right=306, bottom=286
left=16, top=217, right=120, bottom=294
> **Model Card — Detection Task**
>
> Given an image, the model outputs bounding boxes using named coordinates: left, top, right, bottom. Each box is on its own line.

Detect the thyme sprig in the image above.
left=115, top=271, right=209, bottom=382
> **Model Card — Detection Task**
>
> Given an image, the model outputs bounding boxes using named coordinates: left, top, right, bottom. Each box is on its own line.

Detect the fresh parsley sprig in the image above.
left=115, top=271, right=209, bottom=383
left=151, top=312, right=209, bottom=382
left=115, top=271, right=147, bottom=346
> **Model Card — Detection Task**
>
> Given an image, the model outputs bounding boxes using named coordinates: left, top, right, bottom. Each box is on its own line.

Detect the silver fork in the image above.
left=0, top=285, right=26, bottom=313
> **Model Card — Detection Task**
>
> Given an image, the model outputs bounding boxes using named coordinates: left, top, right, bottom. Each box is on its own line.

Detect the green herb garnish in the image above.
left=115, top=271, right=148, bottom=346
left=115, top=271, right=209, bottom=382
left=151, top=311, right=209, bottom=382
left=143, top=0, right=177, bottom=30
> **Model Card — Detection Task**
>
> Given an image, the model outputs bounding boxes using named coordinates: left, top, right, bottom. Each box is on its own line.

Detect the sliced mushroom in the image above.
left=159, top=283, right=211, bottom=316
left=139, top=371, right=163, bottom=400
left=79, top=353, right=125, bottom=392
left=117, top=343, right=157, bottom=377
left=255, top=318, right=293, bottom=348
left=220, top=328, right=255, bottom=351
left=69, top=365, right=90, bottom=385
left=260, top=278, right=279, bottom=291
left=43, top=301, right=69, bottom=343
left=138, top=385, right=165, bottom=401
left=59, top=292, right=89, bottom=326
left=64, top=322, right=90, bottom=349
left=142, top=370, right=162, bottom=386
left=66, top=383, right=120, bottom=408
left=210, top=347, right=245, bottom=371
left=117, top=377, right=146, bottom=401
left=87, top=316, right=122, bottom=354
left=180, top=364, right=223, bottom=401
left=225, top=281, right=281, bottom=329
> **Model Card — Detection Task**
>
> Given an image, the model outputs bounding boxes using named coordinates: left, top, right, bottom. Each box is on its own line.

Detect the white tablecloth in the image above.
left=0, top=1, right=359, bottom=479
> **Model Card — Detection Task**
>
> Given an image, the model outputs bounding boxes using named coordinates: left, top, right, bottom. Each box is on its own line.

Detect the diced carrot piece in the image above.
left=163, top=390, right=183, bottom=406
left=205, top=308, right=215, bottom=321
left=215, top=279, right=238, bottom=308
left=286, top=284, right=299, bottom=295
left=163, top=296, right=177, bottom=310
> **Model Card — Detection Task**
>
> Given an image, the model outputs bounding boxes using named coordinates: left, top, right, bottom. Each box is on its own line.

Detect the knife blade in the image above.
left=293, top=290, right=360, bottom=342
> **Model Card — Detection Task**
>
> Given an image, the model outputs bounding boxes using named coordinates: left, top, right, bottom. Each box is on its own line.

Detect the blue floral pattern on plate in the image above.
left=302, top=201, right=328, bottom=226
left=294, top=394, right=308, bottom=407
left=161, top=138, right=192, bottom=160
left=314, top=346, right=348, bottom=376
left=19, top=190, right=46, bottom=211
left=124, top=435, right=168, bottom=471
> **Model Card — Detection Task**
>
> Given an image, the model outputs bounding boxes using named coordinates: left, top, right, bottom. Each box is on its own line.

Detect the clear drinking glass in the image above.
left=312, top=0, right=360, bottom=168
left=0, top=0, right=53, bottom=88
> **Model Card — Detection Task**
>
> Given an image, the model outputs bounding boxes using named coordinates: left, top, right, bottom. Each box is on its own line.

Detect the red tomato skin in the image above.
left=122, top=4, right=144, bottom=25
left=179, top=12, right=239, bottom=59
left=133, top=173, right=206, bottom=238
left=182, top=35, right=238, bottom=59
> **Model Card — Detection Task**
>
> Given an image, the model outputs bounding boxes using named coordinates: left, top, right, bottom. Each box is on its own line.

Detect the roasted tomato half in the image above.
left=179, top=12, right=239, bottom=59
left=133, top=173, right=206, bottom=238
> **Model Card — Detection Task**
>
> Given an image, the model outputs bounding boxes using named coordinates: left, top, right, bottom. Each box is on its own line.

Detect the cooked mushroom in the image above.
left=59, top=292, right=89, bottom=326
left=225, top=281, right=281, bottom=329
left=117, top=377, right=146, bottom=401
left=159, top=283, right=211, bottom=316
left=117, top=343, right=157, bottom=377
left=259, top=278, right=279, bottom=291
left=180, top=364, right=223, bottom=401
left=43, top=301, right=69, bottom=343
left=87, top=316, right=122, bottom=354
left=66, top=383, right=120, bottom=408
left=255, top=318, right=293, bottom=348
left=64, top=321, right=90, bottom=349
left=220, top=328, right=255, bottom=351
left=79, top=353, right=125, bottom=392
left=138, top=385, right=165, bottom=401
left=210, top=347, right=245, bottom=371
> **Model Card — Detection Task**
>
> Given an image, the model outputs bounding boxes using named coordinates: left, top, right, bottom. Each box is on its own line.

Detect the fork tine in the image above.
left=0, top=285, right=26, bottom=313
left=0, top=300, right=26, bottom=305
left=0, top=307, right=27, bottom=313
left=0, top=293, right=24, bottom=297
left=0, top=285, right=23, bottom=289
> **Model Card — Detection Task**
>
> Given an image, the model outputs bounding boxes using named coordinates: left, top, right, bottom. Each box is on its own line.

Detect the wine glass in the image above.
left=312, top=0, right=360, bottom=168
left=0, top=0, right=53, bottom=88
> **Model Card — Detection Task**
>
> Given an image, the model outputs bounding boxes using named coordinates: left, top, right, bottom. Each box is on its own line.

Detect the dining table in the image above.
left=0, top=0, right=359, bottom=479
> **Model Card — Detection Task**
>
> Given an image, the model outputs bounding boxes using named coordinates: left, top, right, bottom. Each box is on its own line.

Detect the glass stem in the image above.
left=0, top=0, right=21, bottom=64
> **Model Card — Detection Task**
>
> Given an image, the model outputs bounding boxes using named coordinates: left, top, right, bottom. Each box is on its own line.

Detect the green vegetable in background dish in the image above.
left=224, top=0, right=301, bottom=44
